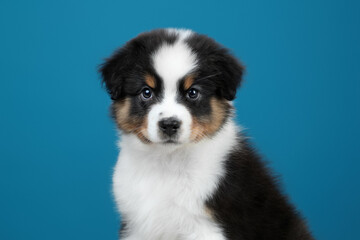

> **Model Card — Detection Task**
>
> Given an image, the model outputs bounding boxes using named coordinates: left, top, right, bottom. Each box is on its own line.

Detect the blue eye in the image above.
left=187, top=88, right=199, bottom=99
left=141, top=88, right=152, bottom=100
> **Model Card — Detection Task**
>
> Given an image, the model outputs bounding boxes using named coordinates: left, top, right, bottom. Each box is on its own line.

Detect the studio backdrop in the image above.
left=0, top=0, right=359, bottom=239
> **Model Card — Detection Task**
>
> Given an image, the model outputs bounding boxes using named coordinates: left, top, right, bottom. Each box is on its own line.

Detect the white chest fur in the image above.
left=112, top=121, right=239, bottom=240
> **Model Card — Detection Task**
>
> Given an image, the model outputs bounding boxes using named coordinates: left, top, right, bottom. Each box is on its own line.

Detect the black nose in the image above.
left=158, top=117, right=181, bottom=136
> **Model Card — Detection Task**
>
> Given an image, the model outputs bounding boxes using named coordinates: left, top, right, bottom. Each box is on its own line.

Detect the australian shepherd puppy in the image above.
left=99, top=28, right=314, bottom=240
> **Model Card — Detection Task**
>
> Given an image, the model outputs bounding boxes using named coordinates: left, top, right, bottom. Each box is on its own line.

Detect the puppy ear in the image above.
left=216, top=49, right=245, bottom=101
left=99, top=47, right=130, bottom=100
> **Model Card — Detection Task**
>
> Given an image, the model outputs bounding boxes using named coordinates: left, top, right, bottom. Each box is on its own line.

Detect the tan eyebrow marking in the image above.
left=183, top=75, right=194, bottom=90
left=145, top=74, right=156, bottom=88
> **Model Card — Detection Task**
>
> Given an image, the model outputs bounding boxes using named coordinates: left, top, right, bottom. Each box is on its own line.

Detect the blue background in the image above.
left=1, top=0, right=359, bottom=239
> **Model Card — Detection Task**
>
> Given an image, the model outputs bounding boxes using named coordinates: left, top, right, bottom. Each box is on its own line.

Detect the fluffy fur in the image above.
left=99, top=28, right=314, bottom=240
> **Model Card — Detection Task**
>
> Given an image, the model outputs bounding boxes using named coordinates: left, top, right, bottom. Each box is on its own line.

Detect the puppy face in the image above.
left=100, top=29, right=244, bottom=144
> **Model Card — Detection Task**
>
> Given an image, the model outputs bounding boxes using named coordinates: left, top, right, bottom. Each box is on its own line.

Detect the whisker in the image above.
left=195, top=72, right=222, bottom=82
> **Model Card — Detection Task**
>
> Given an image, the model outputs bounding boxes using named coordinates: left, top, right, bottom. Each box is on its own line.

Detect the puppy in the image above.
left=99, top=28, right=314, bottom=240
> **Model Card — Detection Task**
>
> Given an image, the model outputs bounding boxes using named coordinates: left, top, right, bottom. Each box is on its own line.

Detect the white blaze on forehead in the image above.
left=166, top=28, right=193, bottom=40
left=152, top=31, right=197, bottom=86
left=147, top=30, right=197, bottom=143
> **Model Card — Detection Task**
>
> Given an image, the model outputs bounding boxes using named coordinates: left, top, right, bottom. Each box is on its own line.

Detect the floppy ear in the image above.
left=99, top=47, right=131, bottom=100
left=215, top=49, right=245, bottom=101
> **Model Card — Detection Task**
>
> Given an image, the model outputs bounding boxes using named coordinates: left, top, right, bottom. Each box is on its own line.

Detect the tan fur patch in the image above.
left=113, top=98, right=151, bottom=143
left=204, top=206, right=215, bottom=220
left=183, top=75, right=194, bottom=90
left=145, top=74, right=156, bottom=88
left=190, top=98, right=230, bottom=142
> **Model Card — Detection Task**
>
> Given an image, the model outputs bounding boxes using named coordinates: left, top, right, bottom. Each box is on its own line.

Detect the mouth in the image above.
left=162, top=139, right=180, bottom=144
left=159, top=133, right=181, bottom=144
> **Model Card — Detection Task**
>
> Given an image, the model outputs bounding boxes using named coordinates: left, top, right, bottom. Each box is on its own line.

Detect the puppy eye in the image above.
left=187, top=88, right=199, bottom=100
left=141, top=88, right=152, bottom=100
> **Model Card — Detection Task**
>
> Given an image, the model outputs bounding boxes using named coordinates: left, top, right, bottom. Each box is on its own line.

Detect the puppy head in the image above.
left=99, top=29, right=244, bottom=144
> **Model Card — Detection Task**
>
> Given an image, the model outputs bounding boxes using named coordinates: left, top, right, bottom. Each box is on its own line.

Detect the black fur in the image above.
left=100, top=30, right=243, bottom=102
left=186, top=33, right=244, bottom=101
left=207, top=138, right=314, bottom=240
left=99, top=29, right=243, bottom=128
left=176, top=76, right=224, bottom=118
left=100, top=30, right=178, bottom=121
left=99, top=29, right=314, bottom=240
left=99, top=29, right=176, bottom=100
